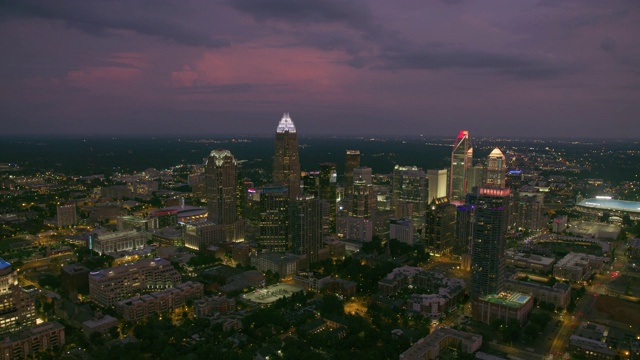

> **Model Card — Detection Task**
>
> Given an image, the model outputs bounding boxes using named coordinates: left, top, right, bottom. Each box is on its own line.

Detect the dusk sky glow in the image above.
left=1, top=0, right=639, bottom=138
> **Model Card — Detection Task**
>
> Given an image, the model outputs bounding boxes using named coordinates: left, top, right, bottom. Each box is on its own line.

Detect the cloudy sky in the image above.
left=1, top=0, right=638, bottom=138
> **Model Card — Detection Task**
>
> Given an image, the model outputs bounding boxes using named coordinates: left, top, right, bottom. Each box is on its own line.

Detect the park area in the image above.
left=244, top=283, right=303, bottom=304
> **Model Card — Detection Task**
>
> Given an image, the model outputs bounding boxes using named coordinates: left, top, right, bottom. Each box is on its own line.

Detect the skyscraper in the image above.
left=485, top=148, right=506, bottom=188
left=391, top=165, right=427, bottom=229
left=449, top=130, right=473, bottom=203
left=273, top=113, right=301, bottom=201
left=259, top=185, right=290, bottom=252
left=0, top=258, right=36, bottom=335
left=204, top=149, right=245, bottom=244
left=206, top=149, right=238, bottom=225
left=468, top=187, right=510, bottom=298
left=425, top=197, right=457, bottom=255
left=344, top=150, right=361, bottom=197
left=291, top=196, right=324, bottom=267
left=319, top=163, right=337, bottom=233
left=427, top=169, right=448, bottom=203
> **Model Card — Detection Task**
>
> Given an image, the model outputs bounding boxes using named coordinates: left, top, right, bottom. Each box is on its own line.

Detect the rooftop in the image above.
left=479, top=292, right=532, bottom=308
left=276, top=113, right=296, bottom=133
left=577, top=198, right=640, bottom=214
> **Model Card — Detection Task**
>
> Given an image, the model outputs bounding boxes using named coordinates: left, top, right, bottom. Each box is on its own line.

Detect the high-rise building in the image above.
left=485, top=148, right=506, bottom=188
left=259, top=185, right=290, bottom=252
left=427, top=169, right=448, bottom=203
left=290, top=196, right=324, bottom=267
left=204, top=149, right=245, bottom=244
left=352, top=167, right=372, bottom=185
left=302, top=171, right=320, bottom=197
left=455, top=204, right=473, bottom=255
left=392, top=165, right=427, bottom=229
left=206, top=149, right=238, bottom=225
left=389, top=218, right=415, bottom=245
left=425, top=197, right=457, bottom=255
left=273, top=113, right=301, bottom=200
left=344, top=150, right=361, bottom=197
left=508, top=191, right=545, bottom=232
left=57, top=203, right=77, bottom=228
left=0, top=258, right=36, bottom=334
left=468, top=187, right=510, bottom=298
left=319, top=163, right=337, bottom=233
left=449, top=130, right=473, bottom=203
left=350, top=177, right=376, bottom=218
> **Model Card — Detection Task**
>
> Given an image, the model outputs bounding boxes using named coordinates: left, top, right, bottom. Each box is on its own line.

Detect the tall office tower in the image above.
left=485, top=148, right=506, bottom=188
left=508, top=191, right=544, bottom=232
left=449, top=130, right=473, bottom=203
left=425, top=197, right=457, bottom=255
left=467, top=165, right=485, bottom=193
left=291, top=196, right=324, bottom=267
left=57, top=203, right=77, bottom=228
left=204, top=149, right=245, bottom=243
left=353, top=166, right=372, bottom=185
left=350, top=177, right=377, bottom=218
left=206, top=149, right=238, bottom=224
left=468, top=187, right=510, bottom=299
left=302, top=171, right=320, bottom=197
left=427, top=169, right=448, bottom=203
left=319, top=163, right=337, bottom=233
left=259, top=185, right=290, bottom=252
left=344, top=150, right=361, bottom=197
left=391, top=165, right=427, bottom=229
left=455, top=204, right=473, bottom=255
left=273, top=113, right=301, bottom=200
left=0, top=258, right=36, bottom=335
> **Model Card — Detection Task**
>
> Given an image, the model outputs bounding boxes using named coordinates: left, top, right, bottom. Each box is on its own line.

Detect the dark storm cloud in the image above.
left=368, top=42, right=574, bottom=79
left=228, top=0, right=376, bottom=32
left=175, top=83, right=295, bottom=95
left=0, top=0, right=229, bottom=48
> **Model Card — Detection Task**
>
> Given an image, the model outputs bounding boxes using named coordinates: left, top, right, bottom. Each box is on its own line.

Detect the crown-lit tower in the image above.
left=273, top=113, right=301, bottom=200
left=485, top=148, right=506, bottom=188
left=206, top=149, right=238, bottom=225
left=449, top=130, right=473, bottom=203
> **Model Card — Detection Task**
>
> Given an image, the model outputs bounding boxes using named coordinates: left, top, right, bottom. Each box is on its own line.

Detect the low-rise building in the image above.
left=91, top=230, right=147, bottom=256
left=569, top=335, right=616, bottom=360
left=0, top=322, right=65, bottom=360
left=115, top=281, right=204, bottom=321
left=82, top=315, right=118, bottom=338
left=89, top=257, right=182, bottom=307
left=250, top=253, right=300, bottom=276
left=553, top=252, right=607, bottom=282
left=399, top=327, right=482, bottom=360
left=472, top=292, right=534, bottom=325
left=194, top=295, right=236, bottom=317
left=503, top=274, right=571, bottom=308
left=505, top=250, right=555, bottom=273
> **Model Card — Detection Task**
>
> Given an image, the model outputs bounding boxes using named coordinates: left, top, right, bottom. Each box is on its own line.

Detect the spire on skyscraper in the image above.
left=276, top=113, right=297, bottom=133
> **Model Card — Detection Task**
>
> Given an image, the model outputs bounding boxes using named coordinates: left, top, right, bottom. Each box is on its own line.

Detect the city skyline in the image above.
left=1, top=1, right=639, bottom=139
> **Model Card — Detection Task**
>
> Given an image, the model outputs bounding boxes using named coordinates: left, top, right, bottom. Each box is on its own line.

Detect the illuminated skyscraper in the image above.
left=449, top=130, right=473, bottom=203
left=468, top=187, right=510, bottom=298
left=427, top=169, right=448, bottom=203
left=206, top=149, right=238, bottom=225
left=0, top=258, right=36, bottom=335
left=392, top=165, right=427, bottom=228
left=291, top=196, right=324, bottom=267
left=344, top=150, right=361, bottom=197
left=319, top=163, right=337, bottom=232
left=425, top=197, right=456, bottom=255
left=204, top=149, right=245, bottom=244
left=485, top=148, right=506, bottom=188
left=259, top=185, right=290, bottom=252
left=273, top=113, right=301, bottom=200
